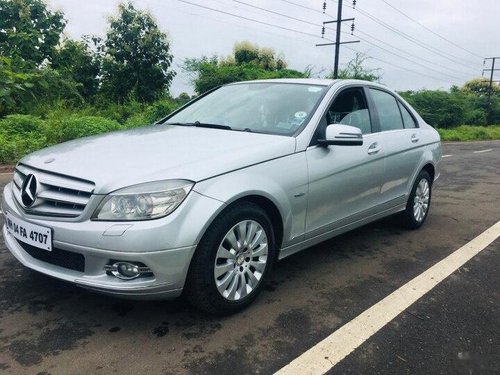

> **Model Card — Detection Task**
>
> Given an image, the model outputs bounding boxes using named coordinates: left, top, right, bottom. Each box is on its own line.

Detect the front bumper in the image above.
left=1, top=182, right=225, bottom=299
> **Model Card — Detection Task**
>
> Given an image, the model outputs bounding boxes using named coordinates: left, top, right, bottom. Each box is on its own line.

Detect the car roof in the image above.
left=228, top=78, right=391, bottom=89
left=229, top=78, right=337, bottom=86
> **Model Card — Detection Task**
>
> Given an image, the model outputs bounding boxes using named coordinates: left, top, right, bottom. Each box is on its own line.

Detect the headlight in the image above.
left=92, top=180, right=194, bottom=221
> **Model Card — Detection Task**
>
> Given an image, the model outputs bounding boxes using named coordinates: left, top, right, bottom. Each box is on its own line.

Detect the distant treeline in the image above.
left=1, top=0, right=499, bottom=163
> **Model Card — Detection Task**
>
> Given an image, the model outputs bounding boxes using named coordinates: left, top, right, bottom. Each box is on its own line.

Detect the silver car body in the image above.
left=1, top=79, right=442, bottom=299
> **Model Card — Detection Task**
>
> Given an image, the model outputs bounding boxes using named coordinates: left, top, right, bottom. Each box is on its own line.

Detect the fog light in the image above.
left=104, top=261, right=152, bottom=280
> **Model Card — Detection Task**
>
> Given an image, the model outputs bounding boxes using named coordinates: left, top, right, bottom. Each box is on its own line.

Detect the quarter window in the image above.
left=399, top=102, right=418, bottom=128
left=370, top=89, right=404, bottom=131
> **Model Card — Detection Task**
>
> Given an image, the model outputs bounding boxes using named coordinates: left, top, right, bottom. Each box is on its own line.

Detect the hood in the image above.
left=20, top=125, right=296, bottom=194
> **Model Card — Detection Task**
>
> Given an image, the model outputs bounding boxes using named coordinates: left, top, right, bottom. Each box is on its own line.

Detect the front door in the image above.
left=305, top=87, right=385, bottom=238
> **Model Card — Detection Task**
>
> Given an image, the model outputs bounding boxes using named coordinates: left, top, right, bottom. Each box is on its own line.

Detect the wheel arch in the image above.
left=198, top=194, right=285, bottom=250
left=235, top=195, right=284, bottom=249
left=421, top=163, right=435, bottom=185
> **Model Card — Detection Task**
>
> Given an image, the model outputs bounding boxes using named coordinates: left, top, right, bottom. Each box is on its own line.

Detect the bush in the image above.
left=0, top=133, right=47, bottom=164
left=124, top=112, right=151, bottom=128
left=46, top=115, right=122, bottom=143
left=0, top=114, right=45, bottom=136
left=55, top=116, right=122, bottom=143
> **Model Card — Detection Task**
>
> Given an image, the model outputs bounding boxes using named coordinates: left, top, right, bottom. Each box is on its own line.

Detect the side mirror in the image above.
left=318, top=124, right=363, bottom=146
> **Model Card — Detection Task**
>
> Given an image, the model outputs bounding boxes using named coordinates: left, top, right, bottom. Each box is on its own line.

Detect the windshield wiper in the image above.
left=163, top=121, right=232, bottom=130
left=163, top=122, right=194, bottom=126
left=192, top=121, right=232, bottom=130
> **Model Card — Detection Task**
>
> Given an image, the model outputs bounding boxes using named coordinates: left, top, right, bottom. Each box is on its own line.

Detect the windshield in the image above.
left=164, top=82, right=328, bottom=136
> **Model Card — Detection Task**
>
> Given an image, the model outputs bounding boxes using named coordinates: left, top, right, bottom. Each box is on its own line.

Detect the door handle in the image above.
left=411, top=134, right=420, bottom=143
left=368, top=142, right=381, bottom=155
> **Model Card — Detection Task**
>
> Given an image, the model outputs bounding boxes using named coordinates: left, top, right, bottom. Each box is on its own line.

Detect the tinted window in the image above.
left=370, top=89, right=404, bottom=131
left=399, top=102, right=417, bottom=128
left=326, top=88, right=372, bottom=134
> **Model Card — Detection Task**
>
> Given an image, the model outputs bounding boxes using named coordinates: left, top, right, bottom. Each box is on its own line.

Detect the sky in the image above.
left=47, top=0, right=500, bottom=96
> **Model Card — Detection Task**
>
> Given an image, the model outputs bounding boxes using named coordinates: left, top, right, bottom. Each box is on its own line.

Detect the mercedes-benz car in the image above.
left=1, top=79, right=441, bottom=314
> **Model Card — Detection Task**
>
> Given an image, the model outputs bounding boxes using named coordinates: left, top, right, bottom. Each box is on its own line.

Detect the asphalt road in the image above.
left=0, top=141, right=499, bottom=375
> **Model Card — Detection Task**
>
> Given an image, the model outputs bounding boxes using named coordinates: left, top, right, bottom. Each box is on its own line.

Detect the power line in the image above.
left=347, top=4, right=480, bottom=70
left=276, top=0, right=327, bottom=15
left=232, top=0, right=319, bottom=29
left=352, top=32, right=461, bottom=80
left=377, top=0, right=483, bottom=59
left=232, top=0, right=468, bottom=81
left=177, top=0, right=322, bottom=39
left=354, top=29, right=472, bottom=78
left=174, top=0, right=321, bottom=48
left=349, top=31, right=463, bottom=82
left=232, top=0, right=352, bottom=39
left=278, top=0, right=479, bottom=71
left=178, top=0, right=461, bottom=86
left=344, top=45, right=459, bottom=86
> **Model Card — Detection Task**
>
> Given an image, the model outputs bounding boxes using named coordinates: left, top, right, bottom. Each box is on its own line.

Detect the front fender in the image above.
left=193, top=152, right=309, bottom=247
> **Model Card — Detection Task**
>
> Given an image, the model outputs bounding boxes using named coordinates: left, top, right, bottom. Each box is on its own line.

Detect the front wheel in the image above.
left=184, top=202, right=276, bottom=315
left=401, top=170, right=432, bottom=229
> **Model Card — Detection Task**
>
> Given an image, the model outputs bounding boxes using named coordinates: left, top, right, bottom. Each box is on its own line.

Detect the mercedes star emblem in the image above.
left=21, top=174, right=38, bottom=207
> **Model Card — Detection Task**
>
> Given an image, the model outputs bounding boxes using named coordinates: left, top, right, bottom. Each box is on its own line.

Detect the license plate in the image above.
left=4, top=211, right=52, bottom=251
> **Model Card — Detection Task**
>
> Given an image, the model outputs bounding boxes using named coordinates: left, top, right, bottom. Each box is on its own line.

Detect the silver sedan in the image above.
left=1, top=79, right=441, bottom=314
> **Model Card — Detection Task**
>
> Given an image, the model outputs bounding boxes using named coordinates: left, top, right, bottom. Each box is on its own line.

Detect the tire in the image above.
left=184, top=201, right=276, bottom=315
left=401, top=170, right=432, bottom=229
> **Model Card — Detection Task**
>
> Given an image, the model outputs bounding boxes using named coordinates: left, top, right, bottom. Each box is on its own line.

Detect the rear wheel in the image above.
left=184, top=202, right=276, bottom=315
left=401, top=170, right=432, bottom=229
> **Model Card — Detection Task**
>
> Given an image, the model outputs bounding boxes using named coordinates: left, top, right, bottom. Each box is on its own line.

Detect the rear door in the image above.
left=367, top=88, right=423, bottom=206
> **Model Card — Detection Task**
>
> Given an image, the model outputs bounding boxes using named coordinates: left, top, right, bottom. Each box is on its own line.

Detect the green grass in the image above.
left=437, top=125, right=500, bottom=142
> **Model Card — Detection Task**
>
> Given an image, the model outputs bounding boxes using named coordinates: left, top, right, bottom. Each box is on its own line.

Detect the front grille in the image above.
left=12, top=164, right=95, bottom=218
left=17, top=239, right=85, bottom=272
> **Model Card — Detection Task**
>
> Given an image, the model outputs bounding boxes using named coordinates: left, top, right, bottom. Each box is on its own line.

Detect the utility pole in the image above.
left=482, top=57, right=500, bottom=122
left=317, top=0, right=360, bottom=78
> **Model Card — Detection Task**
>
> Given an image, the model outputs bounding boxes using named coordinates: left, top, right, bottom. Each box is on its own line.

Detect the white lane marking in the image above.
left=276, top=220, right=500, bottom=375
left=442, top=154, right=453, bottom=158
left=473, top=149, right=492, bottom=154
left=0, top=173, right=13, bottom=176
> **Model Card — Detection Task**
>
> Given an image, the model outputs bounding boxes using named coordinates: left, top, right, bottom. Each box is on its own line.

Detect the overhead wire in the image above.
left=231, top=0, right=467, bottom=81
left=377, top=0, right=483, bottom=59
left=177, top=0, right=321, bottom=39
left=341, top=2, right=480, bottom=70
left=277, top=0, right=480, bottom=72
left=354, top=28, right=473, bottom=77
left=343, top=45, right=460, bottom=86
left=177, top=0, right=463, bottom=86
left=347, top=31, right=464, bottom=81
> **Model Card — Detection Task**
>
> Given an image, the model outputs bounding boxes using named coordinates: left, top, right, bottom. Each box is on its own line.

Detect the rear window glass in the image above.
left=370, top=89, right=404, bottom=131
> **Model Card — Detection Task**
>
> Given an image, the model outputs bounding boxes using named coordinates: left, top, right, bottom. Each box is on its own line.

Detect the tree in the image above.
left=461, top=78, right=500, bottom=97
left=329, top=53, right=382, bottom=82
left=233, top=41, right=288, bottom=70
left=0, top=0, right=66, bottom=69
left=183, top=41, right=305, bottom=94
left=99, top=2, right=175, bottom=102
left=51, top=39, right=101, bottom=100
left=0, top=57, right=34, bottom=115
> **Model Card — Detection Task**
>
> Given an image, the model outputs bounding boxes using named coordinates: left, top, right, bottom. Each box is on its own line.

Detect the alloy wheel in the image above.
left=413, top=178, right=430, bottom=222
left=214, top=220, right=268, bottom=301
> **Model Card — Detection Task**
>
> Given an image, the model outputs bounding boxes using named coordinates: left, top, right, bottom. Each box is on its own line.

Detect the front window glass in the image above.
left=164, top=83, right=328, bottom=136
left=326, top=88, right=372, bottom=134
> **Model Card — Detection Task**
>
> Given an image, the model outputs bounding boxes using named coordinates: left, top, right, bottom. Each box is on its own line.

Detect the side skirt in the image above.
left=278, top=203, right=406, bottom=260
